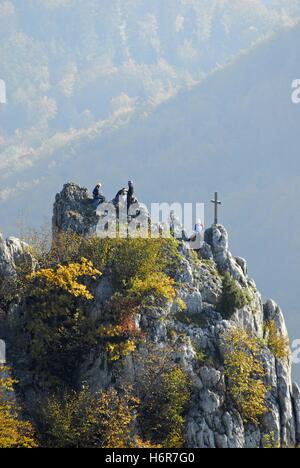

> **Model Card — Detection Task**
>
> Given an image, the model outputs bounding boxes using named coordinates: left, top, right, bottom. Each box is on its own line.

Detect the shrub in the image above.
left=159, top=368, right=191, bottom=448
left=220, top=273, right=252, bottom=319
left=0, top=367, right=37, bottom=448
left=108, top=238, right=179, bottom=290
left=27, top=257, right=101, bottom=300
left=105, top=340, right=137, bottom=362
left=24, top=259, right=102, bottom=386
left=264, top=321, right=290, bottom=360
left=130, top=272, right=176, bottom=304
left=262, top=431, right=280, bottom=449
left=135, top=346, right=191, bottom=448
left=39, top=387, right=142, bottom=448
left=223, top=328, right=268, bottom=424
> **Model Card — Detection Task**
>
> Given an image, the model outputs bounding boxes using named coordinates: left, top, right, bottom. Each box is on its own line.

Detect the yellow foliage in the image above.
left=27, top=257, right=101, bottom=300
left=160, top=368, right=191, bottom=448
left=130, top=272, right=176, bottom=303
left=223, top=328, right=268, bottom=424
left=264, top=321, right=290, bottom=361
left=135, top=347, right=191, bottom=448
left=98, top=325, right=123, bottom=338
left=0, top=367, right=37, bottom=448
left=41, top=386, right=152, bottom=448
left=106, top=340, right=137, bottom=362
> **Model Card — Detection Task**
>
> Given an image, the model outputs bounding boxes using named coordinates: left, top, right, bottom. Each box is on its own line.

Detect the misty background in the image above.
left=0, top=0, right=300, bottom=380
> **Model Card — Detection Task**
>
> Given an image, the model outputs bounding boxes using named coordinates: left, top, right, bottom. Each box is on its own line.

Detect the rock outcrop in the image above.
left=0, top=235, right=34, bottom=279
left=1, top=183, right=300, bottom=449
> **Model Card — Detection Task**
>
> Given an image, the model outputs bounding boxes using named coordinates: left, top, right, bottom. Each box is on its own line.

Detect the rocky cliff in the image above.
left=1, top=183, right=300, bottom=449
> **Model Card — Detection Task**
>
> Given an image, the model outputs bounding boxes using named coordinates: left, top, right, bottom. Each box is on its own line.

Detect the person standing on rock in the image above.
left=127, top=180, right=134, bottom=213
left=92, top=183, right=106, bottom=208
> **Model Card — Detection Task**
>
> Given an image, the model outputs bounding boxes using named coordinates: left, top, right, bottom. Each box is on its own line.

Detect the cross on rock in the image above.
left=211, top=192, right=221, bottom=225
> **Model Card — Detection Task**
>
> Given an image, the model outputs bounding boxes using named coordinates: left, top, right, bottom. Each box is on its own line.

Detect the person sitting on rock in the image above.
left=92, top=183, right=106, bottom=208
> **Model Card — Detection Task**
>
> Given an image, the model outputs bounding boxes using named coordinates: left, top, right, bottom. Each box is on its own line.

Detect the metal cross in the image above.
left=211, top=192, right=221, bottom=225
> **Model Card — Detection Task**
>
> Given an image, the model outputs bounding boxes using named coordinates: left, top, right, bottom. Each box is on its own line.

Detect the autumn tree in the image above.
left=0, top=367, right=36, bottom=448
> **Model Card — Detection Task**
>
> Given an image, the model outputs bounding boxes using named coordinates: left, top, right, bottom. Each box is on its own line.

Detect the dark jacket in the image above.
left=93, top=186, right=102, bottom=199
left=127, top=183, right=134, bottom=208
left=93, top=186, right=106, bottom=204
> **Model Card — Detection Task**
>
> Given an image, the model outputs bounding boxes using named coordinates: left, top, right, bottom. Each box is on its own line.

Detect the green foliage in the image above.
left=175, top=298, right=187, bottom=312
left=39, top=387, right=141, bottom=448
left=264, top=321, right=290, bottom=361
left=159, top=368, right=191, bottom=448
left=262, top=431, right=280, bottom=449
left=135, top=346, right=191, bottom=448
left=50, top=233, right=113, bottom=272
left=201, top=259, right=220, bottom=277
left=130, top=272, right=176, bottom=304
left=223, top=328, right=268, bottom=424
left=220, top=273, right=252, bottom=319
left=191, top=345, right=207, bottom=364
left=24, top=259, right=101, bottom=387
left=108, top=237, right=181, bottom=290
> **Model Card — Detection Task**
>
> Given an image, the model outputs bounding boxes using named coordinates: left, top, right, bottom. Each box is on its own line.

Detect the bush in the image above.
left=223, top=328, right=268, bottom=424
left=0, top=367, right=37, bottom=448
left=39, top=387, right=142, bottom=448
left=135, top=346, right=191, bottom=448
left=27, top=257, right=101, bottom=300
left=130, top=272, right=176, bottom=304
left=220, top=273, right=252, bottom=319
left=24, top=259, right=102, bottom=386
left=264, top=321, right=290, bottom=360
left=108, top=238, right=180, bottom=290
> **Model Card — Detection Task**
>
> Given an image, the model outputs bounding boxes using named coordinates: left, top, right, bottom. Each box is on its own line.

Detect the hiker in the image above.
left=113, top=188, right=127, bottom=208
left=127, top=180, right=134, bottom=212
left=190, top=219, right=204, bottom=249
left=169, top=210, right=190, bottom=241
left=92, top=183, right=106, bottom=208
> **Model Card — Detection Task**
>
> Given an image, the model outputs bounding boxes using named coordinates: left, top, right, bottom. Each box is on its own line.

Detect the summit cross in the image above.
left=211, top=192, right=221, bottom=225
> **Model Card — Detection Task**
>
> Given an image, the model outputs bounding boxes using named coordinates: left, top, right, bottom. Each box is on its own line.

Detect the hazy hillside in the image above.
left=1, top=0, right=300, bottom=197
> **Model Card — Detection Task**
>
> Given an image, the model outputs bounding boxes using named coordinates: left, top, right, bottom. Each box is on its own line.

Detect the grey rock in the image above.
left=235, top=257, right=248, bottom=276
left=292, top=383, right=300, bottom=444
left=205, top=224, right=247, bottom=284
left=200, top=242, right=213, bottom=260
left=181, top=290, right=203, bottom=314
left=1, top=183, right=299, bottom=450
left=0, top=234, right=35, bottom=279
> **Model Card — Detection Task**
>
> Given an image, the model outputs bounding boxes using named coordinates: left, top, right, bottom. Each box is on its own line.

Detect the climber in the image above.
left=127, top=180, right=135, bottom=212
left=92, top=183, right=106, bottom=208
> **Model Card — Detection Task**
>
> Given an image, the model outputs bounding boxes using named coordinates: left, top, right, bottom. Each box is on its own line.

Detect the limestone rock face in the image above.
left=52, top=183, right=98, bottom=237
left=2, top=183, right=300, bottom=449
left=0, top=235, right=34, bottom=278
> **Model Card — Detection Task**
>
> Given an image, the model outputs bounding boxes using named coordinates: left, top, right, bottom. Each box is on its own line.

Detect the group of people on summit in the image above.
left=92, top=181, right=136, bottom=212
left=92, top=181, right=204, bottom=248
